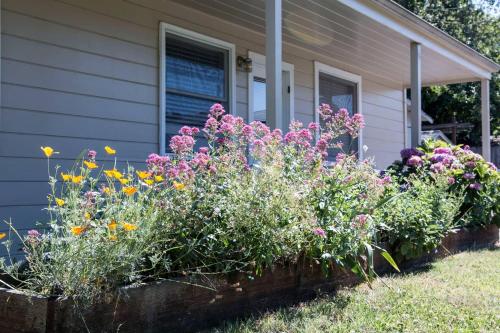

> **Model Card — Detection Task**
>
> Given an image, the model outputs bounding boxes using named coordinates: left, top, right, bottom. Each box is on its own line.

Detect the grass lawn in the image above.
left=211, top=249, right=500, bottom=333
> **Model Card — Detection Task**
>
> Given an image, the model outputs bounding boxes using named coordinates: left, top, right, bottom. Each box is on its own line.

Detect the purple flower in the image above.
left=400, top=148, right=423, bottom=160
left=87, top=150, right=97, bottom=160
left=313, top=227, right=326, bottom=238
left=209, top=103, right=225, bottom=118
left=487, top=162, right=497, bottom=170
left=464, top=161, right=476, bottom=169
left=407, top=155, right=423, bottom=167
left=447, top=177, right=456, bottom=185
left=204, top=117, right=219, bottom=133
left=316, top=139, right=328, bottom=153
left=169, top=135, right=195, bottom=154
left=146, top=153, right=170, bottom=173
left=377, top=175, right=392, bottom=185
left=218, top=122, right=235, bottom=136
left=242, top=125, right=254, bottom=138
left=430, top=162, right=445, bottom=173
left=28, top=229, right=40, bottom=238
left=199, top=147, right=209, bottom=154
left=308, top=122, right=319, bottom=132
left=336, top=153, right=346, bottom=162
left=221, top=114, right=236, bottom=124
left=463, top=173, right=475, bottom=180
left=354, top=214, right=369, bottom=227
left=179, top=126, right=199, bottom=136
left=469, top=182, right=482, bottom=190
left=433, top=147, right=452, bottom=155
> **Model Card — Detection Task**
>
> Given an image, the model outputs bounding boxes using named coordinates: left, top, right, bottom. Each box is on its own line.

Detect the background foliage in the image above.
left=394, top=0, right=500, bottom=145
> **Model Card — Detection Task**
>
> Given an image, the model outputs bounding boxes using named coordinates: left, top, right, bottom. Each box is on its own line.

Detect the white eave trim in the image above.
left=338, top=0, right=497, bottom=79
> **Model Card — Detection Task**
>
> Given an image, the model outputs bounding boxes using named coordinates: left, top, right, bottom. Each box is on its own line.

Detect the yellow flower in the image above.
left=104, top=169, right=122, bottom=179
left=55, top=198, right=65, bottom=206
left=122, top=186, right=137, bottom=196
left=84, top=212, right=91, bottom=220
left=41, top=146, right=56, bottom=158
left=104, top=146, right=116, bottom=155
left=154, top=175, right=164, bottom=182
left=109, top=235, right=117, bottom=241
left=71, top=226, right=85, bottom=236
left=119, top=178, right=130, bottom=185
left=122, top=222, right=138, bottom=231
left=102, top=187, right=112, bottom=195
left=61, top=172, right=72, bottom=182
left=144, top=179, right=154, bottom=186
left=0, top=233, right=6, bottom=240
left=108, top=220, right=118, bottom=231
left=83, top=161, right=98, bottom=169
left=173, top=181, right=185, bottom=190
left=136, top=171, right=150, bottom=179
left=72, top=175, right=83, bottom=184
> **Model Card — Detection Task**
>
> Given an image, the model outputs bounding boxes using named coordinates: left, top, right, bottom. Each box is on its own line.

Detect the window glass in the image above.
left=319, top=72, right=358, bottom=157
left=253, top=77, right=266, bottom=123
left=164, top=33, right=229, bottom=151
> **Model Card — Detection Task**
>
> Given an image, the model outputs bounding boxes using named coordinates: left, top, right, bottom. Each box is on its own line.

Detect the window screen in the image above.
left=318, top=72, right=358, bottom=158
left=164, top=33, right=229, bottom=151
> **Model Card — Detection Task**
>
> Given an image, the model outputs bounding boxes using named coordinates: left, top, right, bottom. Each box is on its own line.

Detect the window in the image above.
left=159, top=23, right=235, bottom=154
left=314, top=61, right=362, bottom=159
left=247, top=51, right=294, bottom=128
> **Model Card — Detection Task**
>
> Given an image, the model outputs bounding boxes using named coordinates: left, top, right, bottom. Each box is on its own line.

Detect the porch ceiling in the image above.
left=170, top=0, right=498, bottom=87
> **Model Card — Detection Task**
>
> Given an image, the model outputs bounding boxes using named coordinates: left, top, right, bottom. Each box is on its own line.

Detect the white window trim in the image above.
left=247, top=51, right=295, bottom=124
left=314, top=61, right=363, bottom=159
left=158, top=22, right=236, bottom=154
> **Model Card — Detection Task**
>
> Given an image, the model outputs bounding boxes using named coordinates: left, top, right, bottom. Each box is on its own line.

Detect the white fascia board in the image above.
left=337, top=0, right=493, bottom=79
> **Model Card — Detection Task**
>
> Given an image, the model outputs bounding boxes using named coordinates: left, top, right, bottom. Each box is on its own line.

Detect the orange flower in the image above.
left=61, top=172, right=72, bottom=182
left=104, top=146, right=116, bottom=155
left=108, top=220, right=118, bottom=231
left=122, top=186, right=137, bottom=196
left=72, top=175, right=83, bottom=184
left=109, top=235, right=117, bottom=241
left=122, top=223, right=138, bottom=231
left=55, top=198, right=65, bottom=207
left=0, top=233, right=6, bottom=240
left=104, top=169, right=122, bottom=179
left=136, top=171, right=150, bottom=179
left=173, top=181, right=185, bottom=190
left=83, top=161, right=98, bottom=169
left=71, top=226, right=85, bottom=236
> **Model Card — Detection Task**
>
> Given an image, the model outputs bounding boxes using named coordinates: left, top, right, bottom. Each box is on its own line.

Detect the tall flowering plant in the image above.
left=0, top=103, right=397, bottom=304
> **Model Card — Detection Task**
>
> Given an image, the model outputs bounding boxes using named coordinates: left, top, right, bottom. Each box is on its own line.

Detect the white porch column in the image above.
left=481, top=79, right=491, bottom=161
left=265, top=0, right=283, bottom=130
left=410, top=42, right=422, bottom=147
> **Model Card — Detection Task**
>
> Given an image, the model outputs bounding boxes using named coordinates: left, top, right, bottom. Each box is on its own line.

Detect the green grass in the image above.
left=211, top=249, right=500, bottom=333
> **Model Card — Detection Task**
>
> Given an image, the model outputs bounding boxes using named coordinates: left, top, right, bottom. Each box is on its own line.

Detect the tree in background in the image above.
left=395, top=0, right=499, bottom=146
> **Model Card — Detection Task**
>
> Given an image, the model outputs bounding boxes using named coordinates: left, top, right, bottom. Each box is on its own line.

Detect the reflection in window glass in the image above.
left=253, top=77, right=266, bottom=123
left=319, top=72, right=358, bottom=157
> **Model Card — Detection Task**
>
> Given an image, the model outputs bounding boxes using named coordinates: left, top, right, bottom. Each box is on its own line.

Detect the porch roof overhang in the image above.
left=171, top=0, right=500, bottom=87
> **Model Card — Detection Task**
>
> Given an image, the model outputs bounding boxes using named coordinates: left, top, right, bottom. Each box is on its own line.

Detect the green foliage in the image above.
left=394, top=0, right=500, bottom=144
left=374, top=173, right=463, bottom=261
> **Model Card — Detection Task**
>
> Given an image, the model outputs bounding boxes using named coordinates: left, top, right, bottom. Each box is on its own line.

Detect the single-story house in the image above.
left=1, top=0, right=499, bottom=234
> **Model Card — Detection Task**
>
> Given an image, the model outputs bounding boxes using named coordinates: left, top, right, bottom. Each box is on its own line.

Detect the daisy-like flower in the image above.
left=104, top=146, right=116, bottom=155
left=122, top=186, right=137, bottom=196
left=41, top=146, right=56, bottom=158
left=71, top=175, right=83, bottom=184
left=173, top=181, right=185, bottom=190
left=71, top=226, right=85, bottom=236
left=83, top=161, right=98, bottom=169
left=122, top=223, right=138, bottom=231
left=0, top=233, right=6, bottom=240
left=61, top=172, right=72, bottom=182
left=107, top=220, right=117, bottom=231
left=136, top=171, right=150, bottom=179
left=55, top=198, right=65, bottom=206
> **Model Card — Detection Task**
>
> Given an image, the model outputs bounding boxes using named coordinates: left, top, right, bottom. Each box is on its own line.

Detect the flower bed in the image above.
left=0, top=225, right=497, bottom=333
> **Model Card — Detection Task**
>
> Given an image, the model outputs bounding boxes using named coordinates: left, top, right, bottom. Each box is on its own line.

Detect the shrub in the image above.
left=388, top=140, right=499, bottom=227
left=1, top=103, right=395, bottom=304
left=374, top=172, right=464, bottom=261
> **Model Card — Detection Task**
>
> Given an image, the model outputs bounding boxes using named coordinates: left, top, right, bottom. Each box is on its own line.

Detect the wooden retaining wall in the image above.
left=0, top=225, right=498, bottom=333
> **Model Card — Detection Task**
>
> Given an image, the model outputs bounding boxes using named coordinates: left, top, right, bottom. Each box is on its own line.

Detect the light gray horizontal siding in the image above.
left=0, top=0, right=405, bottom=237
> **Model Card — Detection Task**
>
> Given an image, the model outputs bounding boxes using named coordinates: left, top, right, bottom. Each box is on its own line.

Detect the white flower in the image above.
left=363, top=145, right=369, bottom=153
